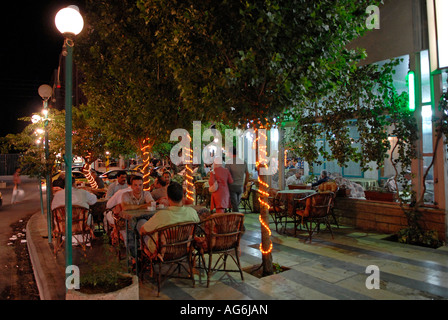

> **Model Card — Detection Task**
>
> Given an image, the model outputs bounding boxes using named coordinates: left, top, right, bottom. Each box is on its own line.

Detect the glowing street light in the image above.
left=55, top=5, right=84, bottom=280
left=38, top=84, right=53, bottom=243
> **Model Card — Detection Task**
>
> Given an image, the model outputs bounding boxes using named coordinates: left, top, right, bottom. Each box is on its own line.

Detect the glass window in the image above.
left=421, top=104, right=433, bottom=154
left=421, top=50, right=431, bottom=103
left=423, top=156, right=434, bottom=204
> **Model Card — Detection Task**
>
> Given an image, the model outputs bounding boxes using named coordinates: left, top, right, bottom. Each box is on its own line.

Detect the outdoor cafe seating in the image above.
left=193, top=212, right=245, bottom=288
left=51, top=205, right=94, bottom=256
left=139, top=221, right=197, bottom=296
left=294, top=192, right=335, bottom=243
left=268, top=187, right=316, bottom=234
left=240, top=181, right=255, bottom=213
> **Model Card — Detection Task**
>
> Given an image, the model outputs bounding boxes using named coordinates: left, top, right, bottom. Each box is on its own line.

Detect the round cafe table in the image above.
left=276, top=189, right=316, bottom=216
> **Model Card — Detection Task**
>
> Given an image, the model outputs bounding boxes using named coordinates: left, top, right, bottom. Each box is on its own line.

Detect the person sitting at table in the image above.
left=162, top=170, right=172, bottom=185
left=150, top=177, right=169, bottom=206
left=137, top=181, right=200, bottom=257
left=103, top=176, right=132, bottom=232
left=311, top=170, right=330, bottom=188
left=106, top=170, right=128, bottom=199
left=286, top=170, right=304, bottom=187
left=51, top=176, right=97, bottom=211
left=119, top=175, right=155, bottom=256
left=121, top=175, right=154, bottom=211
left=51, top=176, right=97, bottom=244
left=52, top=172, right=65, bottom=192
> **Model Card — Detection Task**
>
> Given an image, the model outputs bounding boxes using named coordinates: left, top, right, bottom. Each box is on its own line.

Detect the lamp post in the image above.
left=55, top=5, right=84, bottom=277
left=38, top=84, right=53, bottom=243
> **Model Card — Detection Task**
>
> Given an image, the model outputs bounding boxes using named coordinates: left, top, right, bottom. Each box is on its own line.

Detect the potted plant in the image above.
left=364, top=187, right=395, bottom=202
left=66, top=235, right=139, bottom=300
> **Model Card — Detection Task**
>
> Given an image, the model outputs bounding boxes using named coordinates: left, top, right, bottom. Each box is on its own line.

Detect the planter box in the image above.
left=334, top=198, right=446, bottom=242
left=66, top=274, right=139, bottom=300
left=364, top=190, right=395, bottom=202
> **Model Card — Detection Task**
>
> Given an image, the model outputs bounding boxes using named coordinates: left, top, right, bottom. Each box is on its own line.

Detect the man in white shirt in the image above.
left=286, top=170, right=304, bottom=187
left=51, top=177, right=97, bottom=244
left=103, top=184, right=131, bottom=232
left=51, top=178, right=97, bottom=211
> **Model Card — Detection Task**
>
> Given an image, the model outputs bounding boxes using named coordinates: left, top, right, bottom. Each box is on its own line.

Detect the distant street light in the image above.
left=55, top=5, right=84, bottom=280
left=38, top=84, right=53, bottom=243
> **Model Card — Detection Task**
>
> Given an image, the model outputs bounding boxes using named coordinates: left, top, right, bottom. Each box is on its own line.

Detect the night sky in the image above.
left=0, top=1, right=83, bottom=138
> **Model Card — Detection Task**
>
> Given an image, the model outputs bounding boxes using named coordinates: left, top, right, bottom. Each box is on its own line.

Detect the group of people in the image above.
left=208, top=147, right=250, bottom=214
left=50, top=167, right=201, bottom=258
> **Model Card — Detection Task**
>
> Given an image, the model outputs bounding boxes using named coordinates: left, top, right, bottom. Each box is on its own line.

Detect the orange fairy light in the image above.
left=82, top=162, right=98, bottom=189
left=185, top=135, right=195, bottom=202
left=254, top=126, right=273, bottom=255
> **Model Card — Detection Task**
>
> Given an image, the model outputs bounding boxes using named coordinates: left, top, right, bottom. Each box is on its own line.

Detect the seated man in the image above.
left=121, top=175, right=154, bottom=212
left=150, top=177, right=169, bottom=206
left=106, top=170, right=128, bottom=199
left=103, top=176, right=131, bottom=232
left=119, top=175, right=155, bottom=256
left=286, top=170, right=304, bottom=187
left=312, top=170, right=330, bottom=188
left=51, top=176, right=97, bottom=244
left=138, top=181, right=200, bottom=256
left=51, top=176, right=97, bottom=211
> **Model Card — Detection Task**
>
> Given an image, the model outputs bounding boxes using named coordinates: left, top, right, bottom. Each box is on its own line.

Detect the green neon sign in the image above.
left=407, top=70, right=415, bottom=111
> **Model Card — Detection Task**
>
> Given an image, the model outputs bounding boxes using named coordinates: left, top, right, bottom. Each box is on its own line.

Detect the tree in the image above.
left=137, top=0, right=382, bottom=275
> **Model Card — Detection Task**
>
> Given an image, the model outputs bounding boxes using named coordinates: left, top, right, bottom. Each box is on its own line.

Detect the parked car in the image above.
left=99, top=169, right=143, bottom=186
left=40, top=170, right=90, bottom=192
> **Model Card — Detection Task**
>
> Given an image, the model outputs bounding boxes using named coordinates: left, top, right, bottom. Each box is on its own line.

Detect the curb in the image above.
left=26, top=212, right=66, bottom=300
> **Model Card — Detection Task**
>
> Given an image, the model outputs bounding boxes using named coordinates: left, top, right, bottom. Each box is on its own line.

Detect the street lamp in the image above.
left=55, top=5, right=83, bottom=277
left=38, top=84, right=53, bottom=243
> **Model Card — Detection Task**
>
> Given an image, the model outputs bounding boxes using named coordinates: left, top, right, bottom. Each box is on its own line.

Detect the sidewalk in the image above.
left=26, top=209, right=448, bottom=300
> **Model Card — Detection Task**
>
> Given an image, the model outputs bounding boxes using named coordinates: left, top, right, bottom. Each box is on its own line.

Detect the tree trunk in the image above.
left=255, top=127, right=274, bottom=276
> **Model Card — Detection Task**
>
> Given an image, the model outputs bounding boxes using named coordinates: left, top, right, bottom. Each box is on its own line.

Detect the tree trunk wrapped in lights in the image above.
left=254, top=127, right=274, bottom=276
left=184, top=134, right=195, bottom=204
left=140, top=138, right=154, bottom=191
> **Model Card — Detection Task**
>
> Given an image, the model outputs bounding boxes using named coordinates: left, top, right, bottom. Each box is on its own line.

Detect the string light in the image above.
left=254, top=126, right=273, bottom=255
left=141, top=138, right=151, bottom=191
left=185, top=135, right=195, bottom=202
left=82, top=162, right=98, bottom=189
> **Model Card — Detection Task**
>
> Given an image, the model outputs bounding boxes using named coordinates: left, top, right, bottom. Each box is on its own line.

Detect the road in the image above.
left=0, top=177, right=42, bottom=300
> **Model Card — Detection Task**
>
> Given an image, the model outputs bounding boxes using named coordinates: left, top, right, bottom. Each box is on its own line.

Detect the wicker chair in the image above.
left=51, top=205, right=94, bottom=256
left=294, top=192, right=335, bottom=243
left=140, top=222, right=197, bottom=296
left=318, top=181, right=340, bottom=228
left=194, top=180, right=205, bottom=205
left=240, top=181, right=254, bottom=213
left=267, top=189, right=291, bottom=233
left=111, top=210, right=128, bottom=260
left=194, top=213, right=245, bottom=287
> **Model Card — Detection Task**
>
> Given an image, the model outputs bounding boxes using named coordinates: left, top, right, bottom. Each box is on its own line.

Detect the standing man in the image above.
left=106, top=170, right=128, bottom=199
left=225, top=146, right=249, bottom=212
